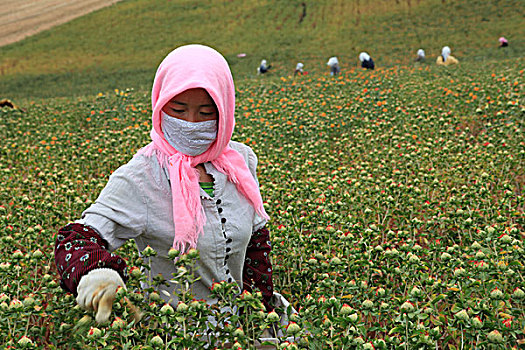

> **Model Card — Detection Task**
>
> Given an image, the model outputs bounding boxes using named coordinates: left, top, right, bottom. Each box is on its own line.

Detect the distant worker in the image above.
left=326, top=56, right=340, bottom=76
left=416, top=49, right=425, bottom=62
left=436, top=46, right=459, bottom=66
left=359, top=52, right=375, bottom=70
left=294, top=62, right=304, bottom=75
left=257, top=60, right=271, bottom=74
left=499, top=37, right=508, bottom=47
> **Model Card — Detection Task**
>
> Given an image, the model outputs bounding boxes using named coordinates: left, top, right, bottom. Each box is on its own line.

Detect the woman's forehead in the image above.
left=169, top=88, right=215, bottom=106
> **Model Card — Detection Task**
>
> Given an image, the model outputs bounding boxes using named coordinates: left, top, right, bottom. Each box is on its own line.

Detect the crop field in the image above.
left=1, top=0, right=524, bottom=99
left=0, top=60, right=524, bottom=348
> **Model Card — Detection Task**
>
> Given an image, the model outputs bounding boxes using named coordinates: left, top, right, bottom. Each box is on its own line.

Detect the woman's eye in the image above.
left=200, top=111, right=215, bottom=116
left=171, top=109, right=185, bottom=114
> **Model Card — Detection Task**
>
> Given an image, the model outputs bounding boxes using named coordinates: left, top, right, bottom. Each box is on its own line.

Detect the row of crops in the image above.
left=0, top=62, right=523, bottom=348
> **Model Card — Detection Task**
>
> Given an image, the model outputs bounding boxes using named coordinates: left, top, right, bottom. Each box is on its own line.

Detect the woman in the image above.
left=436, top=46, right=459, bottom=66
left=257, top=59, right=271, bottom=74
left=294, top=62, right=304, bottom=75
left=326, top=56, right=340, bottom=76
left=54, top=45, right=292, bottom=334
left=359, top=52, right=375, bottom=70
left=416, top=48, right=425, bottom=62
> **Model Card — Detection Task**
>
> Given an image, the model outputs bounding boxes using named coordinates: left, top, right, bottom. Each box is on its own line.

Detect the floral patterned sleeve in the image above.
left=54, top=223, right=128, bottom=295
left=243, top=226, right=274, bottom=311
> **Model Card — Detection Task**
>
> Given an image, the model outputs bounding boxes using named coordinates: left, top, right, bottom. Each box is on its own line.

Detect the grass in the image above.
left=1, top=0, right=524, bottom=99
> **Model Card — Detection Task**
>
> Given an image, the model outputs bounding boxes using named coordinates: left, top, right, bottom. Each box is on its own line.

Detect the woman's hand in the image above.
left=76, top=268, right=126, bottom=323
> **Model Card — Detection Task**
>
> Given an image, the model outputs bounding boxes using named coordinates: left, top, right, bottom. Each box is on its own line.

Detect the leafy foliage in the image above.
left=0, top=60, right=524, bottom=348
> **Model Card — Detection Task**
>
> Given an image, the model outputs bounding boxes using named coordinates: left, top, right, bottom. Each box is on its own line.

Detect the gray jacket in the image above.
left=77, top=141, right=267, bottom=305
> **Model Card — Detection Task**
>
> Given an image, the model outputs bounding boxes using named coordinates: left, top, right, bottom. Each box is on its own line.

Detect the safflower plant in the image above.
left=0, top=63, right=524, bottom=348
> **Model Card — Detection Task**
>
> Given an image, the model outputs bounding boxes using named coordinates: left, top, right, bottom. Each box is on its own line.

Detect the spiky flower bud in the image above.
left=400, top=301, right=415, bottom=313
left=111, top=317, right=126, bottom=330
left=475, top=250, right=486, bottom=259
left=142, top=245, right=157, bottom=257
left=487, top=330, right=504, bottom=343
left=266, top=310, right=280, bottom=323
left=454, top=267, right=466, bottom=277
left=186, top=248, right=199, bottom=259
left=340, top=304, right=353, bottom=315
left=490, top=288, right=503, bottom=300
left=286, top=322, right=301, bottom=335
left=408, top=254, right=420, bottom=264
left=168, top=248, right=180, bottom=260
left=330, top=256, right=342, bottom=265
left=233, top=327, right=245, bottom=337
left=353, top=337, right=365, bottom=345
left=129, top=266, right=142, bottom=278
left=471, top=241, right=482, bottom=249
left=440, top=252, right=452, bottom=261
left=499, top=234, right=512, bottom=244
left=23, top=295, right=35, bottom=307
left=512, top=287, right=525, bottom=299
left=17, top=336, right=34, bottom=348
left=160, top=303, right=174, bottom=315
left=472, top=316, right=483, bottom=329
left=362, top=299, right=374, bottom=309
left=9, top=298, right=23, bottom=310
left=87, top=327, right=102, bottom=339
left=454, top=309, right=469, bottom=322
left=363, top=342, right=375, bottom=350
left=32, top=249, right=44, bottom=259
left=176, top=301, right=188, bottom=313
left=0, top=293, right=8, bottom=303
left=150, top=335, right=164, bottom=347
left=12, top=250, right=24, bottom=260
left=410, top=286, right=422, bottom=297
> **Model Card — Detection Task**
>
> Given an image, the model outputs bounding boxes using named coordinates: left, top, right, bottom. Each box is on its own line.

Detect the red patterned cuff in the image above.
left=54, top=223, right=128, bottom=295
left=243, top=226, right=274, bottom=311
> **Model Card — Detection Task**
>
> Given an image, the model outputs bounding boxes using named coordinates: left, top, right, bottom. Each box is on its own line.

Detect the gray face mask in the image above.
left=161, top=111, right=217, bottom=156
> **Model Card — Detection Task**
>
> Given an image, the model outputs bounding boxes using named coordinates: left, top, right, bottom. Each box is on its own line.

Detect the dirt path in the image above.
left=0, top=0, right=123, bottom=47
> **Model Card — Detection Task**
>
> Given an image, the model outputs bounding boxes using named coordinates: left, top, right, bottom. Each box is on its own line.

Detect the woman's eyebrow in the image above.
left=171, top=100, right=214, bottom=107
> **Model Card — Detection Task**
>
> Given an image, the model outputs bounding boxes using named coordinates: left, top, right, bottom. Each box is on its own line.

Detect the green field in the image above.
left=1, top=59, right=524, bottom=348
left=0, top=0, right=524, bottom=348
left=1, top=0, right=524, bottom=99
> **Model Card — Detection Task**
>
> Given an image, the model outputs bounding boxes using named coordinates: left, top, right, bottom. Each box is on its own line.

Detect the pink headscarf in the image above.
left=138, top=44, right=269, bottom=251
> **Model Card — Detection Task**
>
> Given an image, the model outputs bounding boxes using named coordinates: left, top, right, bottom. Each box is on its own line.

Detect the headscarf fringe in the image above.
left=213, top=149, right=269, bottom=220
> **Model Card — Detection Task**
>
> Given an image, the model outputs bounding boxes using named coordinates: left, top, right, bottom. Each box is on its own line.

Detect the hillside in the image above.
left=0, top=0, right=523, bottom=99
